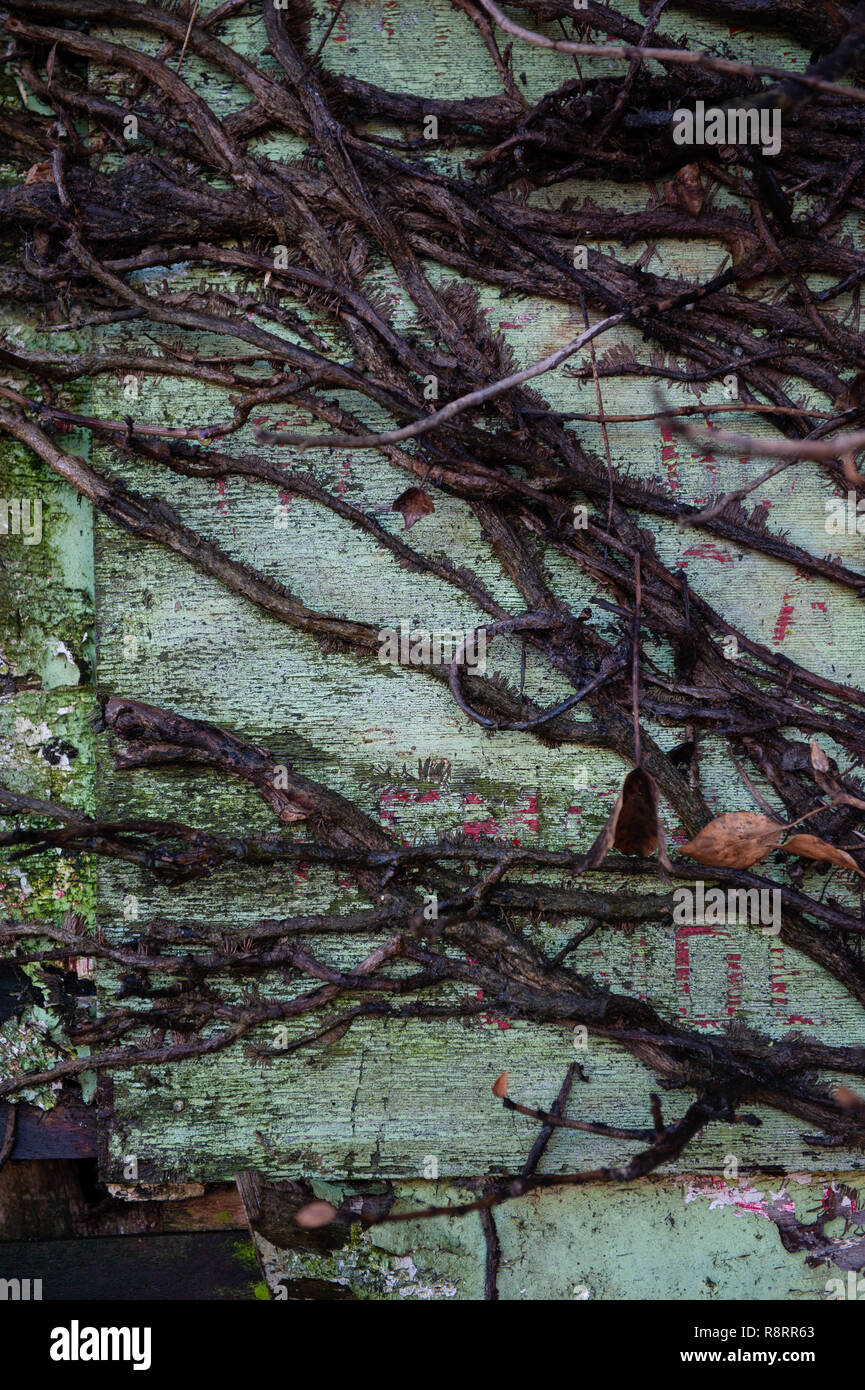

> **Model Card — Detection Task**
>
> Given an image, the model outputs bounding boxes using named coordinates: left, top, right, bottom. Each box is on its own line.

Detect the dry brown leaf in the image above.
left=392, top=486, right=434, bottom=530
left=781, top=833, right=864, bottom=877
left=295, top=1200, right=338, bottom=1229
left=810, top=739, right=831, bottom=774
left=680, top=812, right=784, bottom=869
left=832, top=788, right=865, bottom=811
left=492, top=1070, right=509, bottom=1099
left=664, top=162, right=704, bottom=217
left=25, top=161, right=53, bottom=185
left=836, top=1085, right=865, bottom=1112
left=615, top=769, right=668, bottom=860
left=584, top=768, right=671, bottom=870
left=808, top=740, right=865, bottom=812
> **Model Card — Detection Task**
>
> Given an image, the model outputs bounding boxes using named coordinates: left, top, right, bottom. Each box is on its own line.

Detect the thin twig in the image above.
left=176, top=0, right=200, bottom=73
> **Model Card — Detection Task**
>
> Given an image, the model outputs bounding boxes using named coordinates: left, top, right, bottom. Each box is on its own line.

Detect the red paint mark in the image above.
left=463, top=817, right=500, bottom=840
left=788, top=1014, right=814, bottom=1026
left=675, top=924, right=714, bottom=1019
left=726, top=952, right=743, bottom=1017
left=462, top=791, right=500, bottom=840
left=378, top=786, right=416, bottom=841
left=504, top=792, right=539, bottom=838
left=737, top=1197, right=772, bottom=1216
left=682, top=543, right=734, bottom=564
left=381, top=1, right=397, bottom=39
left=216, top=478, right=227, bottom=513
left=496, top=311, right=538, bottom=330
left=376, top=784, right=441, bottom=842
left=772, top=592, right=795, bottom=645
left=770, top=943, right=786, bottom=1017
left=335, top=458, right=351, bottom=497
left=326, top=0, right=348, bottom=43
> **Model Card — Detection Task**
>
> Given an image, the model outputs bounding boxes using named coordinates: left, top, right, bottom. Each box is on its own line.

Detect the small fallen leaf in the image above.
left=392, top=486, right=434, bottom=530
left=836, top=1086, right=865, bottom=1112
left=584, top=768, right=671, bottom=870
left=615, top=769, right=668, bottom=860
left=492, top=1070, right=509, bottom=1099
left=295, top=1200, right=338, bottom=1229
left=25, top=161, right=53, bottom=185
left=680, top=812, right=784, bottom=870
left=664, top=162, right=704, bottom=217
left=810, top=739, right=831, bottom=774
left=807, top=740, right=865, bottom=812
left=781, top=833, right=864, bottom=877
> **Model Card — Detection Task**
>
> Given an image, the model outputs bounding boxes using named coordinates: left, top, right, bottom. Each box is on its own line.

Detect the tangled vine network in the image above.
left=4, top=0, right=865, bottom=1276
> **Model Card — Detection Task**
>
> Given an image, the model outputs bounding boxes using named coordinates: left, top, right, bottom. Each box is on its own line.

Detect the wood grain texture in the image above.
left=2, top=0, right=854, bottom=1185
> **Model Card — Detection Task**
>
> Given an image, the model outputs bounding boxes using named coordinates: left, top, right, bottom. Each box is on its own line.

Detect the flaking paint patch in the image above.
left=684, top=1176, right=796, bottom=1219
left=254, top=1225, right=458, bottom=1301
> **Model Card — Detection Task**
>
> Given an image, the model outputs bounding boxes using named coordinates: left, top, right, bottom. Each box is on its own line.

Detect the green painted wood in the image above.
left=83, top=1, right=865, bottom=1184
left=253, top=1168, right=860, bottom=1301
left=4, top=2, right=865, bottom=1229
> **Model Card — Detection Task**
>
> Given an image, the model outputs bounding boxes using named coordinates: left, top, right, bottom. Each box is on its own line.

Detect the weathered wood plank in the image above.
left=0, top=1100, right=96, bottom=1161
left=84, top=0, right=865, bottom=1182
left=0, top=1159, right=244, bottom=1241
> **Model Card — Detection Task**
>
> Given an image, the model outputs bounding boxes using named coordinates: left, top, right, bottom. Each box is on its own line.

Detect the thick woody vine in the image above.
left=2, top=0, right=865, bottom=1273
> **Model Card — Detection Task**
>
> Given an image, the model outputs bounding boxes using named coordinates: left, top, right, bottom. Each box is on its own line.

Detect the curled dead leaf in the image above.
left=583, top=768, right=671, bottom=870
left=781, top=833, right=864, bottom=877
left=807, top=739, right=865, bottom=811
left=295, top=1200, right=338, bottom=1229
left=810, top=739, right=831, bottom=774
left=392, top=486, right=434, bottom=530
left=680, top=812, right=784, bottom=870
left=836, top=1085, right=865, bottom=1112
left=492, top=1070, right=509, bottom=1099
left=664, top=162, right=704, bottom=217
left=25, top=161, right=53, bottom=185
